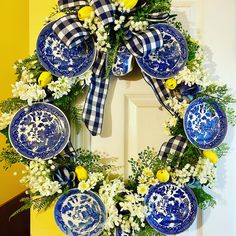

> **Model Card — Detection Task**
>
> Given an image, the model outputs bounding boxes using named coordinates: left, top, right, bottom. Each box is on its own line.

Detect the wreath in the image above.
left=0, top=0, right=236, bottom=235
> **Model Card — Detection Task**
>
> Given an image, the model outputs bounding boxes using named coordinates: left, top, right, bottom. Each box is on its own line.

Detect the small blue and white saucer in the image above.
left=136, top=23, right=188, bottom=79
left=37, top=22, right=96, bottom=78
left=54, top=189, right=106, bottom=236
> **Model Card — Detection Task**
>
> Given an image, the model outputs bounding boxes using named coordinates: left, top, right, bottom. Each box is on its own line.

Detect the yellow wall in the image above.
left=29, top=1, right=64, bottom=235
left=0, top=1, right=29, bottom=205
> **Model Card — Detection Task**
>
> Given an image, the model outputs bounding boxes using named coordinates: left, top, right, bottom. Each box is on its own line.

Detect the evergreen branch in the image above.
left=191, top=187, right=216, bottom=209
left=0, top=98, right=26, bottom=113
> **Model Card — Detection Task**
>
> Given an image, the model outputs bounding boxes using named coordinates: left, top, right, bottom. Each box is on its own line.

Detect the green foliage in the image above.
left=191, top=187, right=216, bottom=210
left=14, top=52, right=44, bottom=81
left=215, top=143, right=230, bottom=158
left=74, top=148, right=112, bottom=173
left=138, top=225, right=166, bottom=236
left=53, top=83, right=84, bottom=132
left=129, top=147, right=161, bottom=181
left=169, top=118, right=185, bottom=136
left=0, top=97, right=26, bottom=113
left=197, top=84, right=236, bottom=126
left=0, top=146, right=27, bottom=170
left=165, top=143, right=201, bottom=170
left=134, top=0, right=172, bottom=21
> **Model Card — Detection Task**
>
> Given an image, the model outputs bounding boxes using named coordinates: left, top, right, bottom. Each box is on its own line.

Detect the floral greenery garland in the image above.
left=0, top=0, right=236, bottom=235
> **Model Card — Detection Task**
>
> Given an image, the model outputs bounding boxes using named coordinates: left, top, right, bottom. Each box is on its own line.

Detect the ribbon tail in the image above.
left=142, top=72, right=175, bottom=115
left=158, top=135, right=188, bottom=159
left=83, top=76, right=110, bottom=136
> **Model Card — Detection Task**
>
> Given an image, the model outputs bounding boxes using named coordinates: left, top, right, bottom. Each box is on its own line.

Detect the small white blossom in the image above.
left=0, top=112, right=14, bottom=130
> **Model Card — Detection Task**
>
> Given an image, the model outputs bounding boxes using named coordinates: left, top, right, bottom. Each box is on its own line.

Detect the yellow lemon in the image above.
left=38, top=71, right=53, bottom=88
left=156, top=169, right=170, bottom=183
left=75, top=166, right=88, bottom=181
left=202, top=150, right=219, bottom=164
left=120, top=0, right=138, bottom=9
left=165, top=78, right=177, bottom=90
left=78, top=6, right=94, bottom=21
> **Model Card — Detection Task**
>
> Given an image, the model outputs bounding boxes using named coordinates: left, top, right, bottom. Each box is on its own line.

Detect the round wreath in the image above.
left=0, top=0, right=236, bottom=235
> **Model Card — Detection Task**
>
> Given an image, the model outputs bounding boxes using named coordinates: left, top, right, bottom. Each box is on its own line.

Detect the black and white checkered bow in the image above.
left=158, top=135, right=188, bottom=159
left=125, top=27, right=163, bottom=58
left=52, top=15, right=90, bottom=48
left=91, top=0, right=116, bottom=25
left=58, top=0, right=88, bottom=10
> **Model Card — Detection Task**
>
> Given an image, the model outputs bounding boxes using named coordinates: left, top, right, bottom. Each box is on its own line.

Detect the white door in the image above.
left=78, top=0, right=236, bottom=235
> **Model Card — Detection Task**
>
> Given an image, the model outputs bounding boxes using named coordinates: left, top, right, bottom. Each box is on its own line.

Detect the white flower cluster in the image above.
left=137, top=168, right=158, bottom=196
left=128, top=20, right=149, bottom=32
left=163, top=116, right=178, bottom=136
left=48, top=76, right=74, bottom=99
left=114, top=15, right=126, bottom=31
left=78, top=172, right=104, bottom=192
left=119, top=194, right=147, bottom=234
left=171, top=158, right=216, bottom=188
left=165, top=97, right=189, bottom=119
left=20, top=159, right=62, bottom=196
left=0, top=112, right=14, bottom=130
left=20, top=68, right=35, bottom=83
left=174, top=66, right=209, bottom=87
left=99, top=179, right=126, bottom=233
left=77, top=69, right=93, bottom=86
left=83, top=16, right=110, bottom=52
left=12, top=81, right=46, bottom=105
left=112, top=0, right=131, bottom=13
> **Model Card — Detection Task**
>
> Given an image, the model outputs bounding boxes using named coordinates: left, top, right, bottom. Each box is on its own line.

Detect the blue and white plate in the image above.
left=112, top=45, right=134, bottom=76
left=37, top=22, right=96, bottom=78
left=144, top=182, right=198, bottom=235
left=9, top=103, right=70, bottom=160
left=116, top=227, right=130, bottom=236
left=184, top=97, right=227, bottom=149
left=54, top=189, right=106, bottom=236
left=136, top=23, right=188, bottom=79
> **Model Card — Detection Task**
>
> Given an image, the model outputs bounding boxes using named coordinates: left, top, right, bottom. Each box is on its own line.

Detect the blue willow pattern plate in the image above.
left=36, top=22, right=96, bottom=78
left=136, top=23, right=188, bottom=79
left=116, top=227, right=130, bottom=236
left=112, top=45, right=134, bottom=76
left=9, top=103, right=70, bottom=160
left=184, top=97, right=227, bottom=149
left=54, top=189, right=106, bottom=236
left=144, top=182, right=197, bottom=235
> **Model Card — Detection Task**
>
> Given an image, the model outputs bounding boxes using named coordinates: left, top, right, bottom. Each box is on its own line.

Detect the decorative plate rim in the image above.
left=8, top=102, right=71, bottom=160
left=183, top=96, right=228, bottom=150
left=144, top=182, right=198, bottom=235
left=54, top=188, right=107, bottom=236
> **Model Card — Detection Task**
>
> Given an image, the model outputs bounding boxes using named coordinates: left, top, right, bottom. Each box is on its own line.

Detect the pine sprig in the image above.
left=215, top=143, right=230, bottom=158
left=191, top=187, right=216, bottom=209
left=0, top=97, right=26, bottom=113
left=32, top=194, right=58, bottom=212
left=134, top=0, right=172, bottom=21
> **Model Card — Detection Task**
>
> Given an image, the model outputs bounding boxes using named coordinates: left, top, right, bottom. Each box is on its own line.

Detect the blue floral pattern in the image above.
left=112, top=45, right=133, bottom=76
left=184, top=97, right=227, bottom=149
left=37, top=22, right=96, bottom=78
left=144, top=182, right=197, bottom=235
left=136, top=23, right=188, bottom=79
left=54, top=189, right=106, bottom=236
left=9, top=103, right=70, bottom=160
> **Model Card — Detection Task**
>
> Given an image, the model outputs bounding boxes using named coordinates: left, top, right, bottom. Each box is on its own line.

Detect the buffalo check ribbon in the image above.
left=52, top=0, right=165, bottom=136
left=158, top=135, right=188, bottom=159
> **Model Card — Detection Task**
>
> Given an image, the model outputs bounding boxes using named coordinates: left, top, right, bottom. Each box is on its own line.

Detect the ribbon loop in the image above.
left=159, top=135, right=188, bottom=159
left=52, top=15, right=90, bottom=48
left=58, top=0, right=88, bottom=10
left=125, top=27, right=163, bottom=58
left=90, top=0, right=116, bottom=26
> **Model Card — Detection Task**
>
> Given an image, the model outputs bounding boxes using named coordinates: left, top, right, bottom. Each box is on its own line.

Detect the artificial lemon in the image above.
left=165, top=78, right=177, bottom=90
left=78, top=6, right=94, bottom=21
left=156, top=169, right=170, bottom=183
left=202, top=150, right=219, bottom=164
left=75, top=166, right=88, bottom=181
left=38, top=71, right=53, bottom=88
left=120, top=0, right=138, bottom=10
